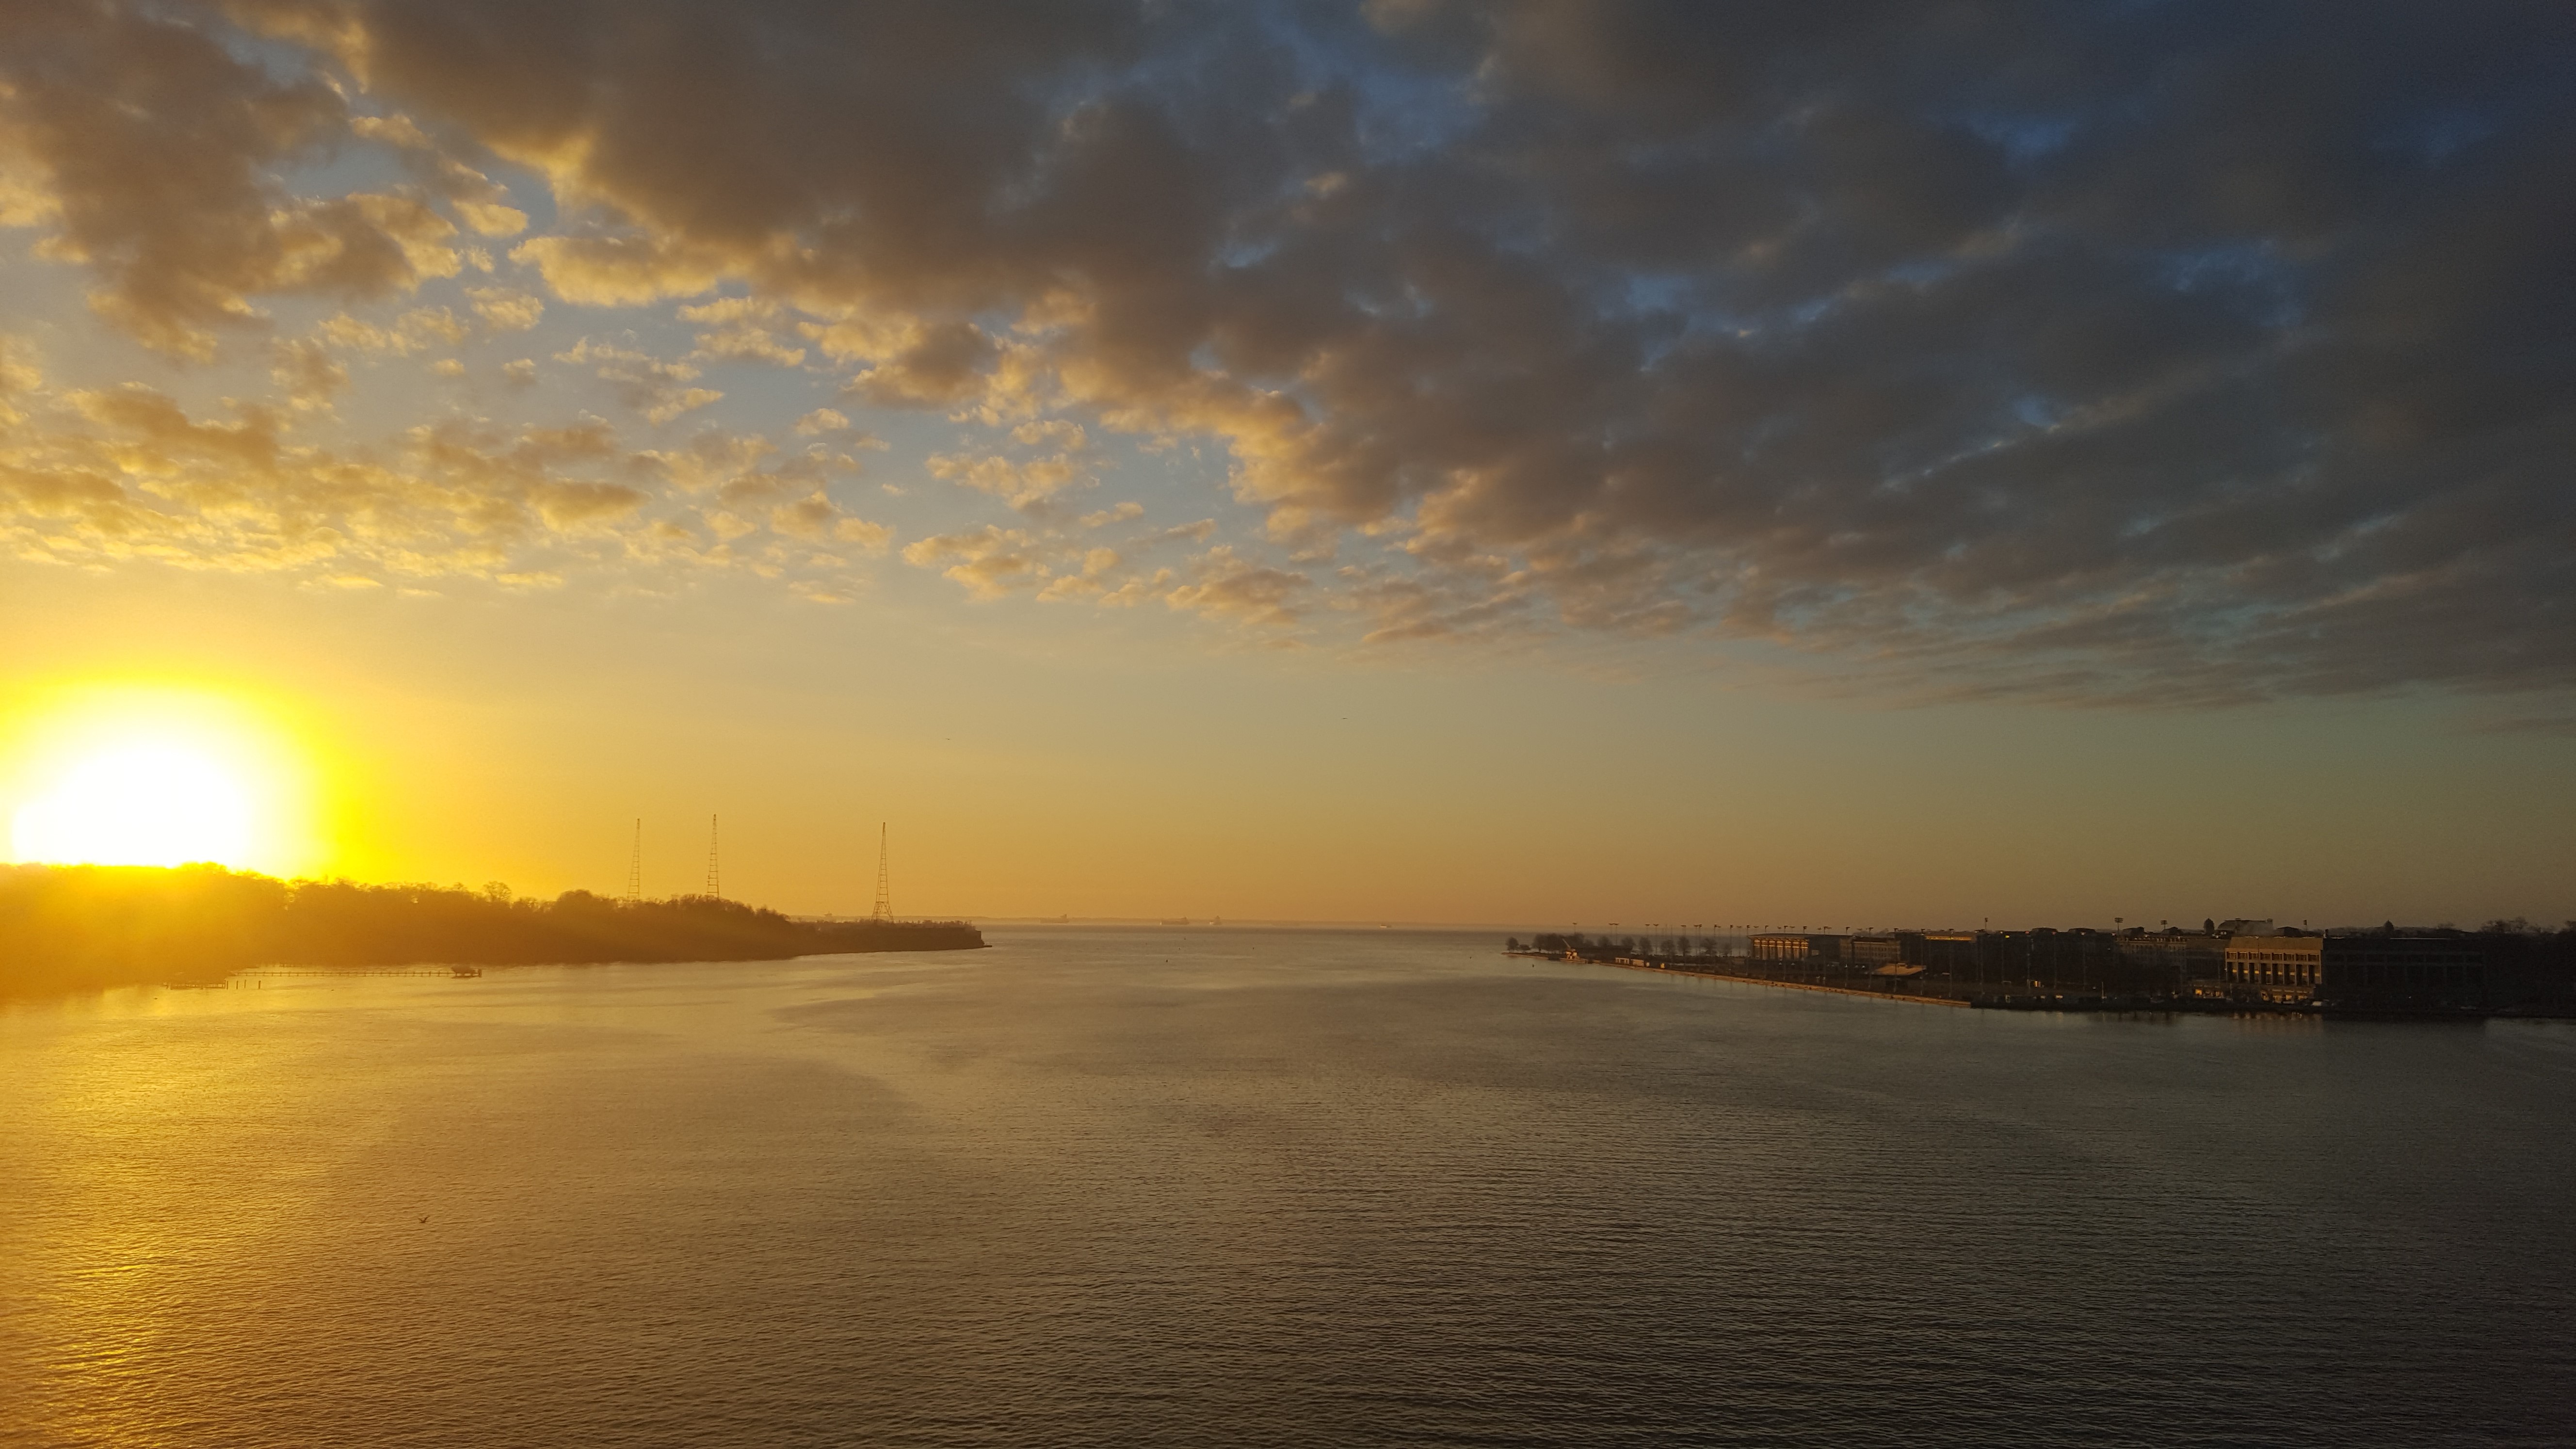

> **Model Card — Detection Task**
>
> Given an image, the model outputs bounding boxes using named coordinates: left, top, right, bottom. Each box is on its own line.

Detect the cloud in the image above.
left=926, top=451, right=1084, bottom=510
left=889, top=490, right=1312, bottom=627
left=793, top=408, right=849, bottom=435
left=0, top=385, right=614, bottom=578
left=554, top=338, right=722, bottom=424
left=768, top=490, right=890, bottom=554
left=1142, top=518, right=1218, bottom=547
left=788, top=579, right=858, bottom=605
left=644, top=391, right=720, bottom=425
left=827, top=319, right=998, bottom=408
left=467, top=286, right=544, bottom=333
left=902, top=525, right=1048, bottom=600
left=678, top=296, right=806, bottom=368
left=268, top=337, right=348, bottom=411
left=17, top=1, right=2576, bottom=699
left=510, top=232, right=727, bottom=306
left=530, top=480, right=646, bottom=530
left=351, top=113, right=527, bottom=235
left=1161, top=546, right=1310, bottom=628
left=0, top=5, right=480, bottom=357
left=694, top=327, right=805, bottom=368
left=650, top=429, right=778, bottom=495
left=1011, top=419, right=1087, bottom=452
left=0, top=372, right=917, bottom=615
left=318, top=306, right=467, bottom=355
left=0, top=337, right=40, bottom=425
left=1035, top=546, right=1125, bottom=602
left=831, top=516, right=893, bottom=552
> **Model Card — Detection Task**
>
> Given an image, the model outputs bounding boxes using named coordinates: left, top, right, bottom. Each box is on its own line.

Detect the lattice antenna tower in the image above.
left=626, top=818, right=643, bottom=903
left=870, top=821, right=892, bottom=921
left=704, top=814, right=721, bottom=899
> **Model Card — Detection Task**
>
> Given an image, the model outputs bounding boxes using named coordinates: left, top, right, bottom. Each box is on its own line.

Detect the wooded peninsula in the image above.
left=0, top=863, right=983, bottom=998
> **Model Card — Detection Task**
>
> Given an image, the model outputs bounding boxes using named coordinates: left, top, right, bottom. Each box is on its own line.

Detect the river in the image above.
left=3, top=927, right=2569, bottom=1447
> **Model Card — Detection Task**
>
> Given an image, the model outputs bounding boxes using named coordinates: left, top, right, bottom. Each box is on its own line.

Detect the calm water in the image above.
left=3, top=928, right=2571, bottom=1448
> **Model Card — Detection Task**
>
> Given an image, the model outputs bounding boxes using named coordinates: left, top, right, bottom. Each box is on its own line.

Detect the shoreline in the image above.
left=1578, top=954, right=1972, bottom=1007
left=1515, top=950, right=2576, bottom=1020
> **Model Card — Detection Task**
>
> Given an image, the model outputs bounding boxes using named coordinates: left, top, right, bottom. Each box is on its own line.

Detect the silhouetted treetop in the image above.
left=0, top=864, right=980, bottom=997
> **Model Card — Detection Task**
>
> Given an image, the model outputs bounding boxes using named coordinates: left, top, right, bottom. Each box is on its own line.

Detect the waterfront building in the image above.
left=2223, top=934, right=2488, bottom=1008
left=2019, top=927, right=2123, bottom=993
left=2317, top=935, right=2488, bottom=1010
left=1750, top=934, right=1846, bottom=963
left=1902, top=931, right=1986, bottom=976
left=2118, top=931, right=2228, bottom=996
left=1846, top=935, right=1902, bottom=968
left=2223, top=934, right=2323, bottom=1003
left=1889, top=928, right=2153, bottom=994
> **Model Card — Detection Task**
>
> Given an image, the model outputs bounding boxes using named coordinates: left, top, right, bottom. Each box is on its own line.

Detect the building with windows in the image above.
left=1846, top=935, right=1902, bottom=967
left=2223, top=934, right=2323, bottom=1003
left=1750, top=934, right=1845, bottom=963
left=2317, top=935, right=2488, bottom=1010
left=2118, top=931, right=2228, bottom=996
left=2223, top=933, right=2488, bottom=1008
left=1891, top=931, right=1989, bottom=982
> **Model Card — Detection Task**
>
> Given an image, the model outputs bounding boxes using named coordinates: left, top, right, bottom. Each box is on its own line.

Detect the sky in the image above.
left=1, top=0, right=2571, bottom=928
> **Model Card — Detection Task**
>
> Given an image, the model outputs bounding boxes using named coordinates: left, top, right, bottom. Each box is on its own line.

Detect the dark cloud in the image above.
left=0, top=1, right=473, bottom=356
left=13, top=0, right=2576, bottom=698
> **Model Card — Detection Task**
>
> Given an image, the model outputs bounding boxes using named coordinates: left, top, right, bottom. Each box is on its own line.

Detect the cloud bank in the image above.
left=2, top=1, right=2571, bottom=702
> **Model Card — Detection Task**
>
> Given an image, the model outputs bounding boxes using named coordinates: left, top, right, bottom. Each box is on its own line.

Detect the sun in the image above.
left=4, top=685, right=321, bottom=873
left=13, top=743, right=257, bottom=868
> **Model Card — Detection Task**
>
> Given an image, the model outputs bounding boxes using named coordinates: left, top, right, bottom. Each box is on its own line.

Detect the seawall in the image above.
left=1560, top=954, right=1971, bottom=1007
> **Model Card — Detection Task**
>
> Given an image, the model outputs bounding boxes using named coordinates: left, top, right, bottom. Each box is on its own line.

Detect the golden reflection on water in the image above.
left=4, top=939, right=2573, bottom=1448
left=7, top=982, right=431, bottom=1446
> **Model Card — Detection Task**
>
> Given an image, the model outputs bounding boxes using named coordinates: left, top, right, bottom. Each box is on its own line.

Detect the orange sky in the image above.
left=8, top=556, right=2568, bottom=929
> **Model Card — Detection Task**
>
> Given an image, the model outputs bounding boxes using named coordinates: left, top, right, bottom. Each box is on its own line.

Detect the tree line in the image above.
left=0, top=864, right=981, bottom=997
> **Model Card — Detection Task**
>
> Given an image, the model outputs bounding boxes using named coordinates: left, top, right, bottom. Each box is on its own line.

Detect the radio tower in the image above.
left=625, top=819, right=643, bottom=903
left=870, top=821, right=892, bottom=921
left=704, top=814, right=721, bottom=899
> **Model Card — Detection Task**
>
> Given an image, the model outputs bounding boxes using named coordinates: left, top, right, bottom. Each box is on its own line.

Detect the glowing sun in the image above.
left=12, top=743, right=258, bottom=868
left=6, top=688, right=318, bottom=872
